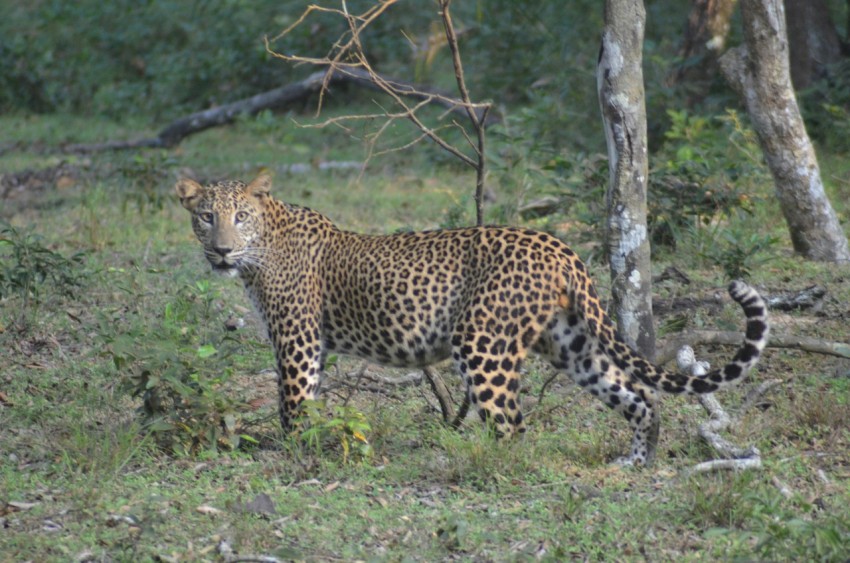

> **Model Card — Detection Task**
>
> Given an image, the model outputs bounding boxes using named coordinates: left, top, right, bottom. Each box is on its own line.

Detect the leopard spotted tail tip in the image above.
left=722, top=280, right=770, bottom=379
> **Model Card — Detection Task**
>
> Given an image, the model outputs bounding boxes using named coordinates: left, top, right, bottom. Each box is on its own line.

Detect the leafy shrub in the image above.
left=0, top=1, right=293, bottom=118
left=698, top=229, right=778, bottom=279
left=648, top=109, right=769, bottom=248
left=0, top=222, right=87, bottom=327
left=102, top=280, right=251, bottom=455
left=487, top=108, right=607, bottom=237
left=690, top=476, right=850, bottom=561
left=294, top=399, right=373, bottom=464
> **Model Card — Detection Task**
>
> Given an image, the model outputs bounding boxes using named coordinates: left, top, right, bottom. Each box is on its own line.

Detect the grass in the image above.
left=2, top=111, right=850, bottom=561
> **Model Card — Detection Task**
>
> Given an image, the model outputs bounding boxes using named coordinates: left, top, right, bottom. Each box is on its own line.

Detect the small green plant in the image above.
left=702, top=483, right=850, bottom=561
left=102, top=281, right=250, bottom=455
left=699, top=228, right=778, bottom=279
left=116, top=150, right=177, bottom=213
left=436, top=513, right=469, bottom=552
left=0, top=222, right=87, bottom=327
left=294, top=399, right=373, bottom=464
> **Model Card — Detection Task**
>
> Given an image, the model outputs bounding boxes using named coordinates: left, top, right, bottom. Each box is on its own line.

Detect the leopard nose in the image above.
left=213, top=246, right=232, bottom=257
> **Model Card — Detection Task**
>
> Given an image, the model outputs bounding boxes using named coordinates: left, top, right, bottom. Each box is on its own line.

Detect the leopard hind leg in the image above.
left=451, top=326, right=532, bottom=438
left=537, top=311, right=660, bottom=465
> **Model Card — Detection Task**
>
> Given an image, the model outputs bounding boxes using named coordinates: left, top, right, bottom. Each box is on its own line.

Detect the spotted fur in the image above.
left=176, top=174, right=769, bottom=465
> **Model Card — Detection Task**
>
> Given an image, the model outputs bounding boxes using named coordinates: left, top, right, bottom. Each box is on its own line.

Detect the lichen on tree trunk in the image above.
left=719, top=0, right=850, bottom=263
left=597, top=0, right=656, bottom=358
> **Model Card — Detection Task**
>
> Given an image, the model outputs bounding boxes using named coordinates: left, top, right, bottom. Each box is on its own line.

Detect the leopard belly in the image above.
left=321, top=303, right=455, bottom=367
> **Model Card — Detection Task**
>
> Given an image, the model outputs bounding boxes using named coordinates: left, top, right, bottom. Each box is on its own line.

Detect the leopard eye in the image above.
left=198, top=212, right=214, bottom=224
left=235, top=211, right=249, bottom=223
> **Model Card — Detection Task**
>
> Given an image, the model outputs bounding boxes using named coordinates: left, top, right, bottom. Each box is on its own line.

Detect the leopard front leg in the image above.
left=271, top=315, right=323, bottom=432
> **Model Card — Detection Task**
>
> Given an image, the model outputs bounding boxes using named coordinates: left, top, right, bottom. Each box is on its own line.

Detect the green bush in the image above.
left=101, top=280, right=251, bottom=455
left=0, top=222, right=87, bottom=328
left=0, top=1, right=292, bottom=118
left=799, top=58, right=850, bottom=153
left=648, top=109, right=769, bottom=248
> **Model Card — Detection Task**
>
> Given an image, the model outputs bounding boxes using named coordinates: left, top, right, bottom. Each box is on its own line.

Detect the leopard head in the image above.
left=175, top=174, right=271, bottom=277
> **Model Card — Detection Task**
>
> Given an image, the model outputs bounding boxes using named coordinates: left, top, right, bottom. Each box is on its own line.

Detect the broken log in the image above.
left=63, top=68, right=491, bottom=154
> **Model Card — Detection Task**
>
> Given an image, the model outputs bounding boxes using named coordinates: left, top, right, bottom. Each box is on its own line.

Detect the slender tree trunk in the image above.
left=785, top=0, right=842, bottom=90
left=669, top=0, right=738, bottom=105
left=597, top=0, right=656, bottom=358
left=719, top=0, right=850, bottom=263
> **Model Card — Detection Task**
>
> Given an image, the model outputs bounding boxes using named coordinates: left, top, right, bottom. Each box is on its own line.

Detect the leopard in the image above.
left=175, top=173, right=769, bottom=466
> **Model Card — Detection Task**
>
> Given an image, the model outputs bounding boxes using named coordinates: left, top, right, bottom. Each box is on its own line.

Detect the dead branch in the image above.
left=738, top=379, right=783, bottom=414
left=265, top=0, right=492, bottom=224
left=658, top=331, right=850, bottom=365
left=688, top=458, right=762, bottom=474
left=771, top=475, right=794, bottom=499
left=764, top=284, right=826, bottom=311
left=676, top=345, right=777, bottom=474
left=62, top=67, right=483, bottom=154
left=697, top=394, right=760, bottom=459
left=358, top=371, right=423, bottom=387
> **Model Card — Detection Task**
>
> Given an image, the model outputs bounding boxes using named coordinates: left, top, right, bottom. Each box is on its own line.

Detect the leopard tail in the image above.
left=585, top=281, right=770, bottom=395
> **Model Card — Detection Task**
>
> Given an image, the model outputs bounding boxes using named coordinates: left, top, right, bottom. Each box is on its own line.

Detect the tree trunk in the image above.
left=785, top=0, right=842, bottom=90
left=597, top=0, right=656, bottom=358
left=669, top=0, right=738, bottom=105
left=718, top=0, right=850, bottom=263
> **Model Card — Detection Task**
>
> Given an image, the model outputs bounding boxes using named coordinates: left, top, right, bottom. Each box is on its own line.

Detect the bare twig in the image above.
left=439, top=0, right=490, bottom=225
left=264, top=0, right=492, bottom=225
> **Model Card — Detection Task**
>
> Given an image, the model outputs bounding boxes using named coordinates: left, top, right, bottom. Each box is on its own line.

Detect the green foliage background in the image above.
left=5, top=1, right=849, bottom=151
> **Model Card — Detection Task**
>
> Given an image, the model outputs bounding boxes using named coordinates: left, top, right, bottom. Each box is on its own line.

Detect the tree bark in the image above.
left=669, top=0, right=738, bottom=105
left=597, top=0, right=656, bottom=358
left=718, top=0, right=850, bottom=263
left=785, top=0, right=842, bottom=90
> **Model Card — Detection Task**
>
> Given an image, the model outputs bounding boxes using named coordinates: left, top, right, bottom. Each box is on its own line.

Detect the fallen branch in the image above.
left=689, top=458, right=763, bottom=474
left=765, top=284, right=826, bottom=311
left=658, top=331, right=850, bottom=365
left=676, top=346, right=780, bottom=475
left=62, top=68, right=490, bottom=154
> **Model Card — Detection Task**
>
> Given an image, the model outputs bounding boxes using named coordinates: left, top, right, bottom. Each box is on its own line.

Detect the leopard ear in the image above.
left=175, top=178, right=203, bottom=211
left=245, top=173, right=272, bottom=199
